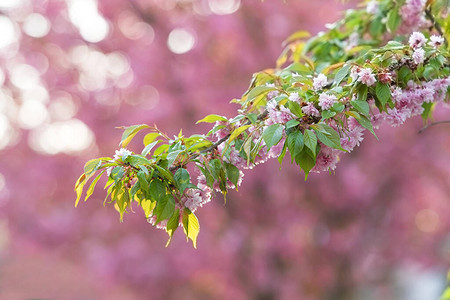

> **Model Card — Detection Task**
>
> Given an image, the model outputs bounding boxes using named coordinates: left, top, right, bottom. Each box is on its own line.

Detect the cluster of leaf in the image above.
left=75, top=0, right=449, bottom=247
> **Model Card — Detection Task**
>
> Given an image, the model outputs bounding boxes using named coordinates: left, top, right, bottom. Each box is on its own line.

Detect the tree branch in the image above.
left=419, top=120, right=450, bottom=133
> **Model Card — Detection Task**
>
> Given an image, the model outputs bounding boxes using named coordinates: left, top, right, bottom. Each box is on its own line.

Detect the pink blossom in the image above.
left=268, top=136, right=286, bottom=159
left=318, top=93, right=337, bottom=110
left=408, top=32, right=426, bottom=49
left=340, top=128, right=364, bottom=152
left=313, top=73, right=328, bottom=91
left=196, top=174, right=212, bottom=203
left=311, top=145, right=339, bottom=173
left=288, top=92, right=300, bottom=103
left=377, top=72, right=394, bottom=84
left=302, top=102, right=320, bottom=117
left=214, top=120, right=231, bottom=141
left=366, top=0, right=378, bottom=14
left=412, top=48, right=425, bottom=64
left=419, top=87, right=434, bottom=103
left=385, top=107, right=409, bottom=127
left=370, top=113, right=385, bottom=129
left=113, top=148, right=132, bottom=160
left=345, top=33, right=359, bottom=51
left=182, top=188, right=204, bottom=212
left=428, top=35, right=444, bottom=48
left=399, top=0, right=427, bottom=31
left=350, top=66, right=360, bottom=81
left=357, top=68, right=376, bottom=86
left=266, top=100, right=294, bottom=124
left=148, top=215, right=168, bottom=230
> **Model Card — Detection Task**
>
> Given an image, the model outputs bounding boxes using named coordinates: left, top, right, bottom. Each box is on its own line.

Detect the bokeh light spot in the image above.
left=29, top=119, right=95, bottom=155
left=167, top=28, right=196, bottom=54
left=23, top=13, right=51, bottom=38
left=0, top=16, right=18, bottom=49
left=415, top=209, right=439, bottom=233
left=106, top=52, right=130, bottom=77
left=0, top=114, right=12, bottom=150
left=48, top=92, right=77, bottom=121
left=118, top=11, right=155, bottom=42
left=67, top=0, right=109, bottom=43
left=9, top=64, right=41, bottom=90
left=0, top=0, right=24, bottom=10
left=18, top=101, right=48, bottom=129
left=208, top=0, right=240, bottom=15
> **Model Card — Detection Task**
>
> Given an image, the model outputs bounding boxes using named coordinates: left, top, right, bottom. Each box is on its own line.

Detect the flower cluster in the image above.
left=399, top=0, right=428, bottom=32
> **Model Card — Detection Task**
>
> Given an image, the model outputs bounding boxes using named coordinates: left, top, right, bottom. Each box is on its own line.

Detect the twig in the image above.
left=419, top=120, right=450, bottom=133
left=168, top=110, right=268, bottom=171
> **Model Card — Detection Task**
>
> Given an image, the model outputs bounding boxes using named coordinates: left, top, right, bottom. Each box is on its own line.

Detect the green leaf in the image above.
left=334, top=64, right=351, bottom=86
left=351, top=99, right=370, bottom=116
left=143, top=132, right=160, bottom=146
left=173, top=168, right=192, bottom=193
left=313, top=124, right=345, bottom=151
left=277, top=142, right=287, bottom=166
left=287, top=101, right=303, bottom=117
left=153, top=194, right=175, bottom=224
left=166, top=150, right=183, bottom=166
left=209, top=159, right=226, bottom=182
left=247, top=85, right=276, bottom=102
left=421, top=102, right=435, bottom=121
left=136, top=171, right=149, bottom=193
left=149, top=178, right=167, bottom=201
left=75, top=173, right=87, bottom=207
left=287, top=130, right=304, bottom=162
left=85, top=171, right=105, bottom=202
left=153, top=144, right=169, bottom=156
left=229, top=125, right=251, bottom=142
left=303, top=129, right=317, bottom=156
left=286, top=119, right=300, bottom=129
left=224, top=162, right=240, bottom=188
left=141, top=198, right=156, bottom=218
left=120, top=124, right=150, bottom=147
left=116, top=188, right=130, bottom=222
left=357, top=84, right=368, bottom=101
left=369, top=16, right=383, bottom=37
left=376, top=82, right=391, bottom=107
left=386, top=8, right=401, bottom=33
left=353, top=114, right=378, bottom=138
left=298, top=147, right=316, bottom=180
left=182, top=208, right=200, bottom=249
left=262, top=124, right=283, bottom=150
left=196, top=114, right=228, bottom=124
left=165, top=209, right=180, bottom=247
left=153, top=165, right=173, bottom=182
left=243, top=137, right=252, bottom=163
left=321, top=110, right=336, bottom=119
left=84, top=159, right=102, bottom=176
left=142, top=140, right=159, bottom=156
left=441, top=286, right=450, bottom=300
left=247, top=113, right=258, bottom=124
left=110, top=166, right=124, bottom=183
left=283, top=30, right=310, bottom=45
left=398, top=66, right=413, bottom=83
left=332, top=102, right=345, bottom=113
left=124, top=155, right=152, bottom=167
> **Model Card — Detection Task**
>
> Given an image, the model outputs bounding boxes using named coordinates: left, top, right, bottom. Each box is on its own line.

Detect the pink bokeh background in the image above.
left=0, top=0, right=448, bottom=299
